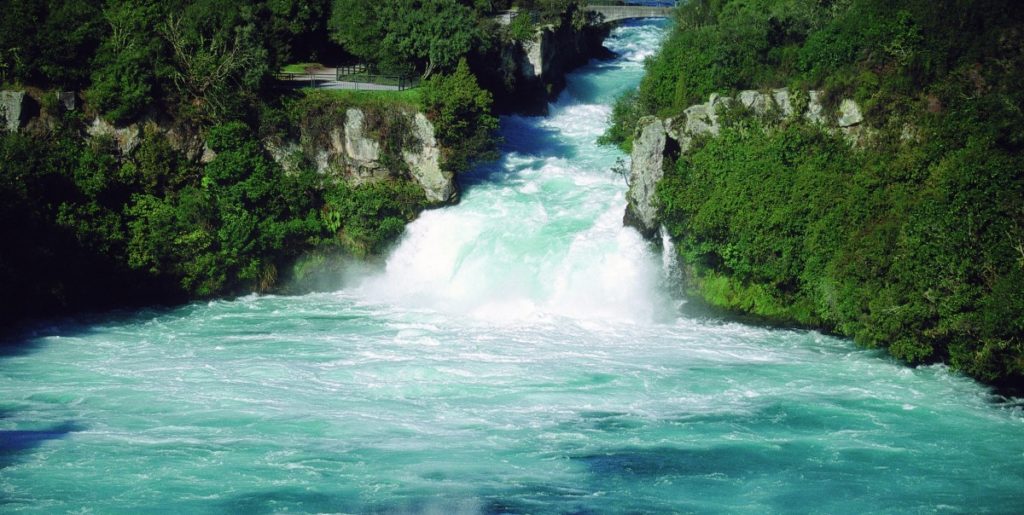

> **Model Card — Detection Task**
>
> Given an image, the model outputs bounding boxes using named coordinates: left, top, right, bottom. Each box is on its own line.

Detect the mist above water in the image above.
left=1, top=20, right=1022, bottom=514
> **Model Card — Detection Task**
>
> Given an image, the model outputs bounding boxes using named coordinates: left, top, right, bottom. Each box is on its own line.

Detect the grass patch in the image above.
left=281, top=62, right=324, bottom=74
left=335, top=73, right=410, bottom=87
left=300, top=87, right=423, bottom=109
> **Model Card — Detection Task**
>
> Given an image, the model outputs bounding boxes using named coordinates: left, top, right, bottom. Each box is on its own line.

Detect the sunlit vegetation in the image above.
left=615, top=0, right=1024, bottom=389
left=0, top=0, right=519, bottom=324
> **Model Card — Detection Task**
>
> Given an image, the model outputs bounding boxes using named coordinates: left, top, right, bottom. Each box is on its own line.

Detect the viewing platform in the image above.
left=494, top=3, right=675, bottom=26
left=586, top=4, right=675, bottom=22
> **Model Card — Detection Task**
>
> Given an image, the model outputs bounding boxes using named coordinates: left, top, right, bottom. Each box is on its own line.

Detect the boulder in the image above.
left=403, top=112, right=455, bottom=204
left=57, top=91, right=76, bottom=112
left=838, top=99, right=863, bottom=127
left=0, top=90, right=25, bottom=132
left=344, top=108, right=381, bottom=163
left=805, top=90, right=826, bottom=124
left=624, top=116, right=668, bottom=237
left=682, top=102, right=718, bottom=137
left=772, top=88, right=794, bottom=118
left=87, top=117, right=142, bottom=155
left=738, top=90, right=769, bottom=115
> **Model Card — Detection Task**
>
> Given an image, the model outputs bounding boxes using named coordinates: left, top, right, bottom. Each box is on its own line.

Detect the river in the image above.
left=1, top=20, right=1022, bottom=514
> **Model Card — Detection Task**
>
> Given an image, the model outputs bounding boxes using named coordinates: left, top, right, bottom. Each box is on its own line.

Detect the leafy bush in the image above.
left=645, top=0, right=1024, bottom=389
left=322, top=180, right=427, bottom=257
left=421, top=58, right=499, bottom=173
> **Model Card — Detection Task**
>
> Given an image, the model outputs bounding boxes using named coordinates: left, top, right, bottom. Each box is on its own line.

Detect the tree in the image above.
left=379, top=0, right=479, bottom=78
left=329, top=0, right=481, bottom=77
left=421, top=58, right=499, bottom=172
left=87, top=0, right=170, bottom=123
left=160, top=1, right=268, bottom=123
left=328, top=0, right=383, bottom=63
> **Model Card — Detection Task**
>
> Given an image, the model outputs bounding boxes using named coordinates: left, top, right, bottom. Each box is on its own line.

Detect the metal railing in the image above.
left=276, top=65, right=420, bottom=91
left=335, top=64, right=420, bottom=90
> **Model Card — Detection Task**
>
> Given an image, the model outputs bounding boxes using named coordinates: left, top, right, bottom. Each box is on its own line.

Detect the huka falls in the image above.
left=2, top=2, right=1023, bottom=513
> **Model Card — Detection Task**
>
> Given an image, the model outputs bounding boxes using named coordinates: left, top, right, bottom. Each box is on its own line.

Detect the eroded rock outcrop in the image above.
left=403, top=113, right=455, bottom=204
left=837, top=99, right=864, bottom=127
left=1, top=90, right=26, bottom=132
left=624, top=89, right=862, bottom=237
left=275, top=106, right=455, bottom=205
left=623, top=116, right=668, bottom=237
left=60, top=101, right=453, bottom=206
left=87, top=117, right=143, bottom=155
left=489, top=22, right=612, bottom=113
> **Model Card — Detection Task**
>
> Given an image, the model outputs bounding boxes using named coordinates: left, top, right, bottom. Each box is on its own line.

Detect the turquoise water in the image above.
left=3, top=21, right=1024, bottom=513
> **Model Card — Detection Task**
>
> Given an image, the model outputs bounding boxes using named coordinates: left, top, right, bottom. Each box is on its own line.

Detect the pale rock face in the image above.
left=738, top=90, right=769, bottom=115
left=838, top=99, right=864, bottom=127
left=0, top=90, right=25, bottom=132
left=772, top=88, right=793, bottom=117
left=87, top=117, right=142, bottom=155
left=267, top=107, right=455, bottom=205
left=624, top=90, right=864, bottom=238
left=805, top=90, right=826, bottom=124
left=403, top=112, right=455, bottom=204
left=200, top=144, right=217, bottom=164
left=57, top=91, right=76, bottom=112
left=344, top=108, right=381, bottom=163
left=520, top=36, right=543, bottom=79
left=624, top=116, right=668, bottom=236
left=683, top=103, right=718, bottom=137
left=265, top=140, right=303, bottom=173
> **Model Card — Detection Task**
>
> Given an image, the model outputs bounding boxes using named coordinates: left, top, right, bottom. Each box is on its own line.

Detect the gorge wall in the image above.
left=624, top=89, right=864, bottom=237
left=481, top=21, right=612, bottom=114
left=264, top=106, right=455, bottom=205
left=3, top=88, right=455, bottom=207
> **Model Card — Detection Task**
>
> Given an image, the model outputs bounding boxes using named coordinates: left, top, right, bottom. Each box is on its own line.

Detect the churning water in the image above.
left=2, top=21, right=1022, bottom=514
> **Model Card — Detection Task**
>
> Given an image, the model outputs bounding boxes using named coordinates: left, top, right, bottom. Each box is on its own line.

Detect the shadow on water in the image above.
left=457, top=107, right=579, bottom=192
left=0, top=421, right=85, bottom=469
left=501, top=117, right=578, bottom=160
left=0, top=304, right=187, bottom=361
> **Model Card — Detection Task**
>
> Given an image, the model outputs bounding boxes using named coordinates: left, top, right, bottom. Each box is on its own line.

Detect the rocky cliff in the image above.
left=482, top=22, right=612, bottom=114
left=79, top=104, right=455, bottom=206
left=268, top=106, right=455, bottom=205
left=624, top=89, right=865, bottom=237
left=0, top=91, right=26, bottom=132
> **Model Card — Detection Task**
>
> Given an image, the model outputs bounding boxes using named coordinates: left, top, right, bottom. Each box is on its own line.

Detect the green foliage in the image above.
left=327, top=0, right=381, bottom=63
left=262, top=0, right=332, bottom=67
left=2, top=0, right=511, bottom=326
left=300, top=88, right=424, bottom=110
left=322, top=180, right=427, bottom=257
left=160, top=2, right=271, bottom=124
left=86, top=0, right=170, bottom=123
left=506, top=10, right=536, bottom=43
left=129, top=121, right=324, bottom=295
left=421, top=59, right=499, bottom=173
left=0, top=128, right=168, bottom=322
left=657, top=95, right=1024, bottom=390
left=598, top=89, right=639, bottom=151
left=329, top=0, right=484, bottom=78
left=644, top=0, right=1024, bottom=388
left=0, top=0, right=106, bottom=87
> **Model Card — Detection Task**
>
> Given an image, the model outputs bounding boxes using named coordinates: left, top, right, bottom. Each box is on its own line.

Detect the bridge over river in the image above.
left=494, top=3, right=675, bottom=25
left=586, top=4, right=675, bottom=23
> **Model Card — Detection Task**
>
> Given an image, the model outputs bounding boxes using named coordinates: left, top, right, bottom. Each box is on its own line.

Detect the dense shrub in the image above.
left=421, top=59, right=499, bottom=173
left=645, top=0, right=1024, bottom=389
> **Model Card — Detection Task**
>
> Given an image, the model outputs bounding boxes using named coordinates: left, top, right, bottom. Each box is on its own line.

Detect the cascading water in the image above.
left=357, top=24, right=670, bottom=324
left=1, top=20, right=1022, bottom=514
